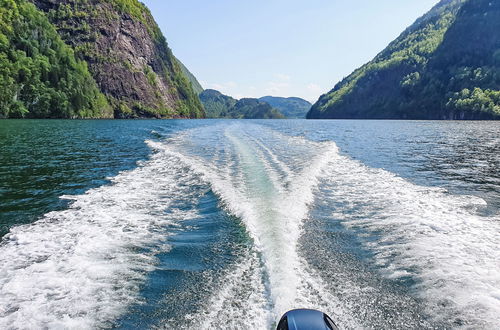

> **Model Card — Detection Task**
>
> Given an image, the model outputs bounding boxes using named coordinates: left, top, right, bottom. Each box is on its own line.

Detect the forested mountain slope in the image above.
left=200, top=89, right=237, bottom=118
left=259, top=96, right=311, bottom=119
left=229, top=98, right=285, bottom=119
left=1, top=0, right=204, bottom=118
left=308, top=0, right=500, bottom=120
left=0, top=0, right=111, bottom=118
left=177, top=59, right=204, bottom=95
left=200, top=89, right=284, bottom=119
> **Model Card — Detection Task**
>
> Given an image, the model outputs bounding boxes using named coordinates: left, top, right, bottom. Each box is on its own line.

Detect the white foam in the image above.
left=185, top=251, right=272, bottom=330
left=320, top=152, right=500, bottom=328
left=159, top=122, right=500, bottom=328
left=0, top=148, right=204, bottom=329
left=151, top=124, right=357, bottom=328
left=247, top=134, right=294, bottom=187
left=3, top=121, right=498, bottom=329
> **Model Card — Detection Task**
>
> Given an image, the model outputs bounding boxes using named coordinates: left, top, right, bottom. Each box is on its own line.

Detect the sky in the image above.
left=142, top=0, right=440, bottom=103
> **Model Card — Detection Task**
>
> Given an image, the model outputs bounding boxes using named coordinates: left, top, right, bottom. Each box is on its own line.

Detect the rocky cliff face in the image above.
left=30, top=0, right=204, bottom=118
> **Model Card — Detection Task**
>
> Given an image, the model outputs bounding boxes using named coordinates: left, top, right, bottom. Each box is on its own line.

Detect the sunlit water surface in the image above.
left=0, top=120, right=499, bottom=329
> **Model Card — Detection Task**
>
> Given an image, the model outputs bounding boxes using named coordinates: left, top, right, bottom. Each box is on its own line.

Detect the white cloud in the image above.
left=275, top=73, right=292, bottom=82
left=307, top=83, right=322, bottom=94
left=233, top=94, right=246, bottom=100
left=265, top=81, right=291, bottom=95
left=205, top=81, right=239, bottom=96
left=262, top=73, right=294, bottom=96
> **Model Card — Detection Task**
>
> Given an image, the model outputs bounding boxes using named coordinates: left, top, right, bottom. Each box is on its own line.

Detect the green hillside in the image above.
left=0, top=0, right=111, bottom=118
left=259, top=96, right=311, bottom=118
left=229, top=98, right=285, bottom=119
left=199, top=89, right=237, bottom=118
left=1, top=0, right=205, bottom=118
left=177, top=59, right=204, bottom=95
left=200, top=89, right=284, bottom=119
left=308, top=0, right=500, bottom=120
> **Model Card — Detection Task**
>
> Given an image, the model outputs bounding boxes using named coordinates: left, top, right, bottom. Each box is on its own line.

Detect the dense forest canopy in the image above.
left=0, top=0, right=111, bottom=118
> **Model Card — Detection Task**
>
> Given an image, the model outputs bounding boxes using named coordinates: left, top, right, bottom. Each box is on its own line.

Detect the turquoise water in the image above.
left=0, top=120, right=499, bottom=329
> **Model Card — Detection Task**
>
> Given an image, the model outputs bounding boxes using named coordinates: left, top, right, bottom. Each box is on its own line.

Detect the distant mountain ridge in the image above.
left=199, top=89, right=237, bottom=118
left=308, top=0, right=500, bottom=120
left=259, top=96, right=311, bottom=118
left=200, top=89, right=284, bottom=119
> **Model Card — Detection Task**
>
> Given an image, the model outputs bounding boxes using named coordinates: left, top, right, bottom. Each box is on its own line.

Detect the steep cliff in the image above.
left=308, top=0, right=500, bottom=120
left=29, top=0, right=204, bottom=118
left=0, top=0, right=111, bottom=118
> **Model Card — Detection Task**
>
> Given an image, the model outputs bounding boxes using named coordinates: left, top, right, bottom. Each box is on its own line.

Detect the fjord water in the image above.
left=0, top=120, right=499, bottom=329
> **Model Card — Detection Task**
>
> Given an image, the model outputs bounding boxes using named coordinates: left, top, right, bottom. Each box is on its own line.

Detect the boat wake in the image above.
left=0, top=122, right=498, bottom=329
left=0, top=142, right=207, bottom=328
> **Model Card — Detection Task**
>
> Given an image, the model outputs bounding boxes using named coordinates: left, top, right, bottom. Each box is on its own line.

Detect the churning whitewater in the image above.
left=0, top=122, right=499, bottom=329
